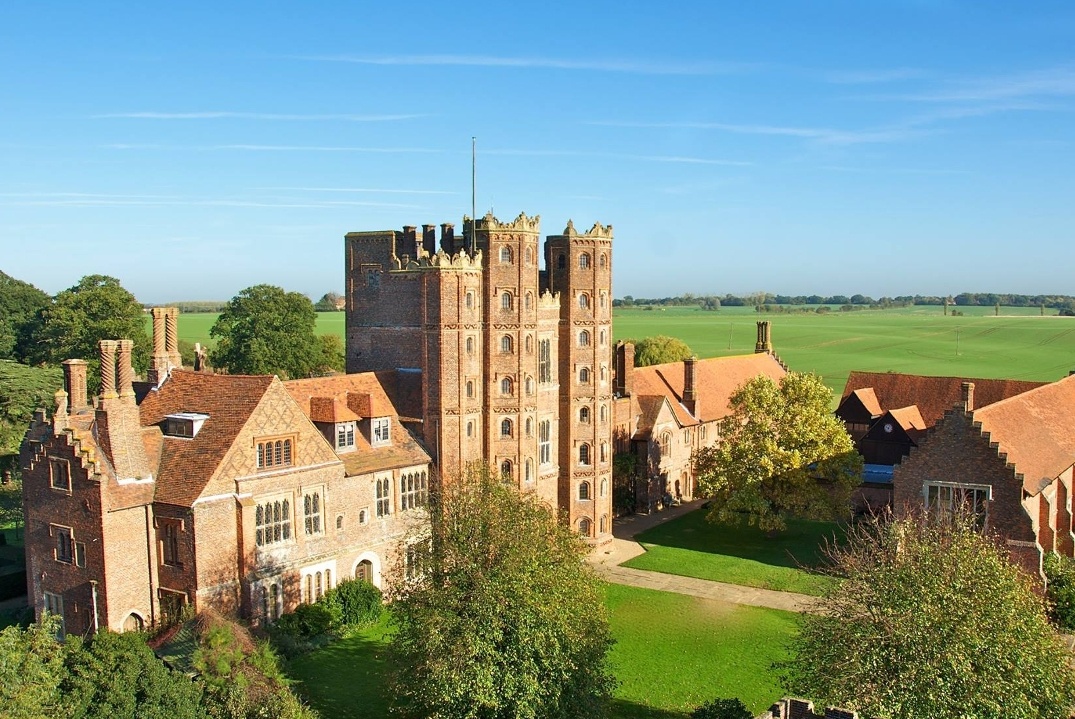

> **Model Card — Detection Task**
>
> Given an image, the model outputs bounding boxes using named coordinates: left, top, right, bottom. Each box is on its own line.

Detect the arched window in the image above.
left=600, top=442, right=608, bottom=463
left=599, top=514, right=608, bottom=533
left=500, top=246, right=513, bottom=264
left=660, top=432, right=672, bottom=454
left=599, top=366, right=607, bottom=383
left=599, top=253, right=607, bottom=269
left=580, top=406, right=591, bottom=423
left=600, top=478, right=608, bottom=497
left=600, top=292, right=607, bottom=309
left=578, top=253, right=591, bottom=269
left=539, top=421, right=551, bottom=464
left=578, top=293, right=590, bottom=310
left=525, top=247, right=533, bottom=264
left=501, top=460, right=512, bottom=480
left=579, top=443, right=591, bottom=466
left=501, top=292, right=513, bottom=310
left=525, top=417, right=533, bottom=436
left=525, top=292, right=533, bottom=310
left=557, top=254, right=566, bottom=270
left=579, top=517, right=592, bottom=537
left=578, top=330, right=590, bottom=347
left=355, top=559, right=373, bottom=582
left=579, top=481, right=591, bottom=500
left=599, top=404, right=607, bottom=422
left=599, top=329, right=606, bottom=346
left=525, top=335, right=533, bottom=353
left=501, top=418, right=513, bottom=437
left=501, top=377, right=514, bottom=396
left=525, top=376, right=534, bottom=395
left=466, top=336, right=474, bottom=355
left=336, top=515, right=344, bottom=530
left=579, top=367, right=591, bottom=384
left=466, top=421, right=474, bottom=437
left=466, top=292, right=474, bottom=309
left=525, top=458, right=533, bottom=482
left=466, top=380, right=474, bottom=398
left=501, top=335, right=513, bottom=354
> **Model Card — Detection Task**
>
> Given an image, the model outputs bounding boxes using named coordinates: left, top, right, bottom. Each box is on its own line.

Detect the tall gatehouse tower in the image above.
left=345, top=212, right=614, bottom=543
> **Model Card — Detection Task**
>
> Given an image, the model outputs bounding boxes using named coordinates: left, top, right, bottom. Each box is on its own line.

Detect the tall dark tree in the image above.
left=0, top=270, right=50, bottom=360
left=18, top=275, right=148, bottom=373
left=389, top=466, right=616, bottom=719
left=209, top=285, right=321, bottom=379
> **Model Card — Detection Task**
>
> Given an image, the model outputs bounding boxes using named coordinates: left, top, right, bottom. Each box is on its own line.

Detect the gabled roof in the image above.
left=849, top=388, right=883, bottom=417
left=888, top=405, right=927, bottom=432
left=138, top=370, right=275, bottom=506
left=632, top=353, right=787, bottom=426
left=285, top=371, right=408, bottom=421
left=972, top=374, right=1075, bottom=494
left=842, top=371, right=1046, bottom=427
left=634, top=395, right=677, bottom=438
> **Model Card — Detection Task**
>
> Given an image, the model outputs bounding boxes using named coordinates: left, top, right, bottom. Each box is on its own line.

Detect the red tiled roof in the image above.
left=632, top=353, right=788, bottom=426
left=850, top=388, right=883, bottom=417
left=842, top=371, right=1046, bottom=427
left=972, top=374, right=1075, bottom=494
left=285, top=372, right=404, bottom=420
left=138, top=370, right=274, bottom=506
left=888, top=405, right=927, bottom=432
left=309, top=396, right=360, bottom=423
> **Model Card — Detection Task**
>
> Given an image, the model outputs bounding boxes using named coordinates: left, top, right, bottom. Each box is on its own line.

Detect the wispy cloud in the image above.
left=875, top=65, right=1075, bottom=103
left=255, top=186, right=457, bottom=195
left=93, top=111, right=423, bottom=121
left=485, top=147, right=752, bottom=166
left=586, top=120, right=930, bottom=146
left=104, top=143, right=443, bottom=153
left=298, top=53, right=758, bottom=76
left=0, top=191, right=423, bottom=209
left=817, top=165, right=972, bottom=176
left=823, top=67, right=928, bottom=84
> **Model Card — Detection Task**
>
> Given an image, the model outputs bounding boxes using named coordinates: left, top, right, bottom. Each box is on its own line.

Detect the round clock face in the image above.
left=883, top=422, right=894, bottom=433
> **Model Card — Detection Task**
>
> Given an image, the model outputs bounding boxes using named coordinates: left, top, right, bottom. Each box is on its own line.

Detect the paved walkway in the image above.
left=587, top=500, right=821, bottom=614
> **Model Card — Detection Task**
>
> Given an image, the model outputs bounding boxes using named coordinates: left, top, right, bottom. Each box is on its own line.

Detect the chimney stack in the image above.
left=440, top=223, right=455, bottom=254
left=422, top=224, right=437, bottom=256
left=961, top=381, right=975, bottom=412
left=402, top=225, right=418, bottom=257
left=683, top=356, right=699, bottom=417
left=149, top=307, right=183, bottom=384
left=99, top=340, right=118, bottom=400
left=755, top=321, right=773, bottom=354
left=62, top=359, right=89, bottom=412
left=116, top=339, right=135, bottom=401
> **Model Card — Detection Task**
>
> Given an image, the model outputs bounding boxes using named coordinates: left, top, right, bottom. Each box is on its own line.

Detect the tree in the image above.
left=783, top=515, right=1075, bottom=719
left=691, top=698, right=752, bottom=719
left=209, top=285, right=321, bottom=379
left=315, top=334, right=345, bottom=375
left=0, top=270, right=50, bottom=360
left=0, top=360, right=61, bottom=470
left=693, top=372, right=861, bottom=532
left=18, top=275, right=149, bottom=374
left=388, top=467, right=616, bottom=719
left=0, top=616, right=68, bottom=718
left=631, top=335, right=693, bottom=367
left=313, top=292, right=344, bottom=312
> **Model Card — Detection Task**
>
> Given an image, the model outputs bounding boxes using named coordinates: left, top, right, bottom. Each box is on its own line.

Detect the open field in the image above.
left=288, top=583, right=796, bottom=718
left=622, top=510, right=840, bottom=596
left=170, top=306, right=1075, bottom=395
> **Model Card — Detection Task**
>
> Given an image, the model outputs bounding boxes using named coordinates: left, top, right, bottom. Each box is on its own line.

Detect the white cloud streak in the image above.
left=585, top=120, right=931, bottom=146
left=485, top=148, right=752, bottom=166
left=93, top=111, right=424, bottom=121
left=0, top=191, right=423, bottom=209
left=103, top=143, right=443, bottom=153
left=255, top=186, right=457, bottom=195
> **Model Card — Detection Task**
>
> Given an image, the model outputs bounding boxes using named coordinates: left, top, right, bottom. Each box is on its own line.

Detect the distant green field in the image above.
left=614, top=305, right=1075, bottom=395
left=168, top=305, right=1075, bottom=395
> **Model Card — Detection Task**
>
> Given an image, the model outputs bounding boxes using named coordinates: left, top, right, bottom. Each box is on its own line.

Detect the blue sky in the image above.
left=3, top=1, right=1075, bottom=302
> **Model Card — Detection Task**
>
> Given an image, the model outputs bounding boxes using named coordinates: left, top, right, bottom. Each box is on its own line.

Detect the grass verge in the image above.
left=622, top=509, right=841, bottom=596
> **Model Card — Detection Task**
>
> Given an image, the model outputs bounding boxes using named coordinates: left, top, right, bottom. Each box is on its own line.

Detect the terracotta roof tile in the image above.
left=309, top=396, right=360, bottom=423
left=972, top=374, right=1075, bottom=494
left=138, top=370, right=274, bottom=506
left=632, top=353, right=787, bottom=426
left=850, top=388, right=883, bottom=417
left=888, top=405, right=927, bottom=432
left=842, top=371, right=1046, bottom=427
left=339, top=417, right=430, bottom=476
left=285, top=372, right=405, bottom=420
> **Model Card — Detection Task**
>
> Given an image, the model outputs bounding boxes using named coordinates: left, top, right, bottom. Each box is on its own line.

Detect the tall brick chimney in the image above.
left=440, top=223, right=455, bottom=254
left=755, top=321, right=772, bottom=354
left=422, top=224, right=437, bottom=256
left=99, top=340, right=118, bottom=401
left=683, top=356, right=699, bottom=417
left=148, top=307, right=183, bottom=385
left=961, top=381, right=975, bottom=412
left=62, top=359, right=89, bottom=412
left=615, top=341, right=635, bottom=397
left=117, top=339, right=135, bottom=401
left=402, top=225, right=418, bottom=258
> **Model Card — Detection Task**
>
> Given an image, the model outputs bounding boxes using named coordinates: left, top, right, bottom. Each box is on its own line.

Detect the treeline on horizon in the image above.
left=614, top=292, right=1075, bottom=311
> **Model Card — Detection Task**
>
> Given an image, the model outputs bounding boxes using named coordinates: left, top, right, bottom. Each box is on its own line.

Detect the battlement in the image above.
left=537, top=288, right=561, bottom=310
left=558, top=218, right=614, bottom=240
left=472, top=211, right=542, bottom=234
left=390, top=248, right=483, bottom=272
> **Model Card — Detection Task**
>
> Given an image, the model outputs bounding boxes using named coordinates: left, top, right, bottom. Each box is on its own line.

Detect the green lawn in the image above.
left=287, top=584, right=797, bottom=718
left=152, top=311, right=346, bottom=349
left=622, top=509, right=840, bottom=596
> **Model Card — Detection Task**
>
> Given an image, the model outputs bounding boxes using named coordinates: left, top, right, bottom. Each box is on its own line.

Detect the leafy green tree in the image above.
left=783, top=515, right=1075, bottom=719
left=693, top=372, right=861, bottom=532
left=630, top=335, right=693, bottom=367
left=0, top=616, right=68, bottom=719
left=313, top=292, right=343, bottom=312
left=0, top=360, right=62, bottom=471
left=690, top=698, right=752, bottom=719
left=0, top=271, right=50, bottom=360
left=389, top=466, right=616, bottom=719
left=315, top=334, right=345, bottom=375
left=63, top=630, right=203, bottom=719
left=18, top=275, right=149, bottom=375
left=209, top=285, right=321, bottom=379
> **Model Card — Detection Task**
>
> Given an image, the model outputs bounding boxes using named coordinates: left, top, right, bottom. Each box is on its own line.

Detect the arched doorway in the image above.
left=355, top=559, right=374, bottom=583
left=122, top=612, right=144, bottom=633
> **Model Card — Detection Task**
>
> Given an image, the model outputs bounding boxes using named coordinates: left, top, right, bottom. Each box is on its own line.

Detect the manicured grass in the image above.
left=286, top=584, right=797, bottom=719
left=622, top=509, right=841, bottom=596
left=153, top=311, right=346, bottom=349
left=614, top=305, right=1075, bottom=396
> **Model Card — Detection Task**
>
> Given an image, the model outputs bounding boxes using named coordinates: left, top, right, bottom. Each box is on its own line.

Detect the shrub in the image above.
left=691, top=698, right=752, bottom=719
left=1044, top=553, right=1075, bottom=630
left=320, top=579, right=382, bottom=629
left=274, top=602, right=333, bottom=639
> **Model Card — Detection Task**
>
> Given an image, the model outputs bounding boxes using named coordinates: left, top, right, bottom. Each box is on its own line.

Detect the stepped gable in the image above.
left=972, top=374, right=1075, bottom=494
left=633, top=353, right=787, bottom=425
left=842, top=371, right=1046, bottom=427
left=138, top=370, right=274, bottom=506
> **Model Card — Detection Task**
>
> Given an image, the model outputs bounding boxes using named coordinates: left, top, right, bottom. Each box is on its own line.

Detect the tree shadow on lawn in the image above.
left=288, top=620, right=393, bottom=718
left=631, top=507, right=845, bottom=572
left=611, top=698, right=691, bottom=718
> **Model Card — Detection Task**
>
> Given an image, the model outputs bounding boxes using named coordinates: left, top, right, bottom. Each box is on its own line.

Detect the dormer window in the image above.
left=164, top=412, right=209, bottom=439
left=336, top=422, right=356, bottom=452
left=372, top=418, right=391, bottom=447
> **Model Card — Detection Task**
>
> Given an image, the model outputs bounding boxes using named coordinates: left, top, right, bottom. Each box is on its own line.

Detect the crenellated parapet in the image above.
left=537, top=289, right=561, bottom=310
left=473, top=211, right=541, bottom=234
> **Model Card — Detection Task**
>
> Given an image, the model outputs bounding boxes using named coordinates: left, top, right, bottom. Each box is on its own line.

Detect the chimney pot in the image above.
left=99, top=340, right=118, bottom=400
left=117, top=339, right=135, bottom=400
